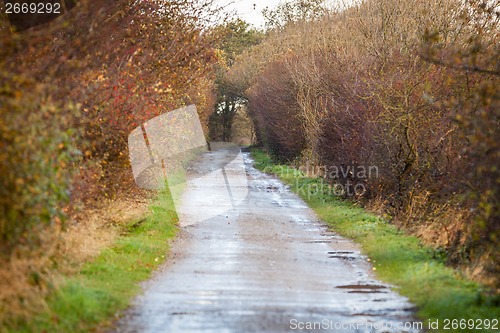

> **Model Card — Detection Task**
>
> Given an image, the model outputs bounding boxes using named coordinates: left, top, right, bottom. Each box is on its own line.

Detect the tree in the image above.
left=262, top=0, right=326, bottom=30
left=210, top=19, right=263, bottom=141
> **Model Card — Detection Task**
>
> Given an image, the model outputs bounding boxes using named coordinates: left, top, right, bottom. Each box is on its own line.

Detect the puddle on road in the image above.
left=305, top=240, right=332, bottom=244
left=329, top=256, right=358, bottom=261
left=328, top=251, right=355, bottom=254
left=336, top=284, right=389, bottom=294
left=328, top=251, right=360, bottom=260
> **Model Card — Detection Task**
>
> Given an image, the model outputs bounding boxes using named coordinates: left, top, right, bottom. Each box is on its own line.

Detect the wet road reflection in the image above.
left=114, top=147, right=421, bottom=333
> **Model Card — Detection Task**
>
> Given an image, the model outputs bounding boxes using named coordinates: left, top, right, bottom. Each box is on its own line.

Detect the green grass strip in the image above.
left=251, top=148, right=500, bottom=333
left=9, top=189, right=178, bottom=333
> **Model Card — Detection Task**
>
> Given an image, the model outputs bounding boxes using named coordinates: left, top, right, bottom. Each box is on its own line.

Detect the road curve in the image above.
left=113, top=146, right=421, bottom=333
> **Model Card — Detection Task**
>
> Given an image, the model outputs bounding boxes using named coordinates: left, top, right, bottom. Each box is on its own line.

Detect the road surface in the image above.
left=114, top=145, right=420, bottom=333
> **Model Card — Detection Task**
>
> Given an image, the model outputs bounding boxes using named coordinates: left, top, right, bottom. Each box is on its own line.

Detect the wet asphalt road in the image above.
left=114, top=146, right=421, bottom=333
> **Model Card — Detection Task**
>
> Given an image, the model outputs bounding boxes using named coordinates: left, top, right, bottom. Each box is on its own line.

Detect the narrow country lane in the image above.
left=114, top=146, right=421, bottom=333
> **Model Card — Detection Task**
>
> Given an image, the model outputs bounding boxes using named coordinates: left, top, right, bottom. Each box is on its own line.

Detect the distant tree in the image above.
left=210, top=19, right=263, bottom=141
left=262, top=0, right=326, bottom=30
left=216, top=19, right=264, bottom=66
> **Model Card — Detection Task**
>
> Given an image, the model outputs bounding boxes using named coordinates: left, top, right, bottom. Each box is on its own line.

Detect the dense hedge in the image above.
left=0, top=0, right=219, bottom=254
left=232, top=0, right=499, bottom=286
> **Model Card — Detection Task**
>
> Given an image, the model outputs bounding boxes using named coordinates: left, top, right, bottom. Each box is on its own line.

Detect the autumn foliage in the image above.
left=0, top=0, right=220, bottom=323
left=232, top=0, right=499, bottom=286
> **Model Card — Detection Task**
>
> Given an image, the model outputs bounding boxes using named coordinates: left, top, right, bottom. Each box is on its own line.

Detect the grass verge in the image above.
left=7, top=188, right=178, bottom=333
left=251, top=148, right=500, bottom=333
